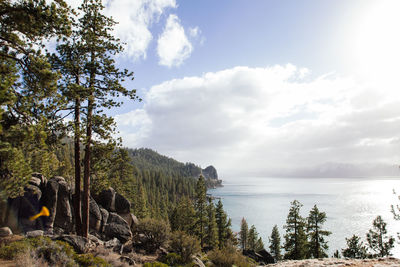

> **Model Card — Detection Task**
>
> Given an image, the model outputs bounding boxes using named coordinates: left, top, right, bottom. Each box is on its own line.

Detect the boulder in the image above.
left=28, top=177, right=41, bottom=187
left=114, top=193, right=130, bottom=214
left=96, top=188, right=116, bottom=212
left=41, top=179, right=59, bottom=230
left=26, top=230, right=44, bottom=238
left=0, top=227, right=12, bottom=237
left=57, top=235, right=90, bottom=254
left=104, top=223, right=132, bottom=243
left=32, top=173, right=47, bottom=189
left=99, top=208, right=109, bottom=233
left=104, top=237, right=121, bottom=249
left=243, top=249, right=275, bottom=264
left=108, top=212, right=129, bottom=227
left=53, top=177, right=73, bottom=233
left=120, top=256, right=135, bottom=265
left=89, top=196, right=102, bottom=232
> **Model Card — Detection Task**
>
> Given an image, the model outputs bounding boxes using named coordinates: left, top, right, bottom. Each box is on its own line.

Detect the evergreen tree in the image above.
left=255, top=237, right=265, bottom=252
left=205, top=198, right=218, bottom=248
left=215, top=199, right=231, bottom=248
left=366, top=215, right=395, bottom=257
left=306, top=205, right=331, bottom=258
left=269, top=224, right=282, bottom=261
left=248, top=225, right=258, bottom=251
left=0, top=0, right=70, bottom=197
left=342, top=235, right=367, bottom=259
left=55, top=0, right=139, bottom=238
left=194, top=175, right=207, bottom=247
left=283, top=200, right=308, bottom=260
left=170, top=196, right=196, bottom=235
left=239, top=217, right=249, bottom=250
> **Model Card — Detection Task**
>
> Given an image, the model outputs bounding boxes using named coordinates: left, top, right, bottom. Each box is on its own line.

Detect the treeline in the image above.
left=239, top=200, right=396, bottom=262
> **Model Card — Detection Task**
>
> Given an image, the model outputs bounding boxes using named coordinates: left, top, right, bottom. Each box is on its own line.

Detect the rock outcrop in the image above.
left=202, top=165, right=218, bottom=180
left=1, top=174, right=137, bottom=245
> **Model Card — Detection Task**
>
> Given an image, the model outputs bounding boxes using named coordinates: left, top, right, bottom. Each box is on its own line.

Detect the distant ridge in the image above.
left=126, top=148, right=222, bottom=187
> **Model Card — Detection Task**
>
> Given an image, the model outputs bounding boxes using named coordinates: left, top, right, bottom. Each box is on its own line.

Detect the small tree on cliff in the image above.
left=283, top=200, right=308, bottom=260
left=366, top=216, right=394, bottom=257
left=306, top=205, right=331, bottom=258
left=342, top=235, right=367, bottom=259
left=215, top=199, right=232, bottom=248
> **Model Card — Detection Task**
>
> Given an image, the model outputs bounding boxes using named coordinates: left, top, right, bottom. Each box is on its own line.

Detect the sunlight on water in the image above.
left=210, top=177, right=400, bottom=257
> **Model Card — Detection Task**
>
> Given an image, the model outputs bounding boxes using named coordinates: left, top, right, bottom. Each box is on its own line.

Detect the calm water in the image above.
left=209, top=177, right=400, bottom=257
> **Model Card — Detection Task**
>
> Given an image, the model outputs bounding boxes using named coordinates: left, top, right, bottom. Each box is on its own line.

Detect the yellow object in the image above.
left=29, top=206, right=50, bottom=221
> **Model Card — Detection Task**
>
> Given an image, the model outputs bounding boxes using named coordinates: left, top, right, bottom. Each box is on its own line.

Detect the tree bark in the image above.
left=73, top=95, right=82, bottom=236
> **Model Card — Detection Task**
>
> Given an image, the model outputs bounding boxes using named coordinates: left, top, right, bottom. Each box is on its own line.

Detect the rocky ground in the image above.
left=267, top=258, right=400, bottom=267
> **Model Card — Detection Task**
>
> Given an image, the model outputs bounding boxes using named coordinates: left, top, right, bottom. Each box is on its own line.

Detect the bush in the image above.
left=0, top=236, right=109, bottom=267
left=75, top=253, right=111, bottom=267
left=132, top=217, right=170, bottom=253
left=169, top=231, right=201, bottom=264
left=143, top=262, right=169, bottom=267
left=208, top=246, right=255, bottom=267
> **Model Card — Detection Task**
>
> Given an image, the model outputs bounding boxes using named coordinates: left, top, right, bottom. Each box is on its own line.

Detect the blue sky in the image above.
left=67, top=0, right=400, bottom=177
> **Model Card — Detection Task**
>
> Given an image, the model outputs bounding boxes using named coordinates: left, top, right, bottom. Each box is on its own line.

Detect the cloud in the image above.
left=105, top=0, right=176, bottom=60
left=115, top=64, right=400, bottom=177
left=157, top=14, right=193, bottom=67
left=65, top=0, right=197, bottom=62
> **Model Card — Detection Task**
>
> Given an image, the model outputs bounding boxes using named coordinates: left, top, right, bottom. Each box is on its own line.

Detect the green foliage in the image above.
left=132, top=217, right=170, bottom=253
left=194, top=175, right=207, bottom=247
left=170, top=196, right=197, bottom=234
left=247, top=225, right=263, bottom=252
left=269, top=224, right=282, bottom=261
left=205, top=199, right=218, bottom=249
left=169, top=231, right=201, bottom=264
left=143, top=262, right=169, bottom=267
left=306, top=205, right=331, bottom=258
left=239, top=218, right=249, bottom=250
left=207, top=246, right=255, bottom=267
left=283, top=200, right=308, bottom=260
left=215, top=199, right=233, bottom=248
left=366, top=215, right=395, bottom=257
left=342, top=234, right=368, bottom=259
left=161, top=253, right=183, bottom=266
left=74, top=253, right=111, bottom=267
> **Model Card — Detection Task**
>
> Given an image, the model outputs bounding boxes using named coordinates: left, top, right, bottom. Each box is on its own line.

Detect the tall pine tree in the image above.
left=284, top=200, right=308, bottom=260
left=269, top=224, right=282, bottom=261
left=194, top=175, right=207, bottom=247
left=239, top=217, right=249, bottom=250
left=306, top=205, right=331, bottom=258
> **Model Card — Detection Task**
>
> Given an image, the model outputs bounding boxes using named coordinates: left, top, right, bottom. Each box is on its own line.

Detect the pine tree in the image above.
left=255, top=237, right=265, bottom=252
left=215, top=199, right=231, bottom=248
left=195, top=175, right=207, bottom=247
left=205, top=199, right=218, bottom=249
left=53, top=0, right=139, bottom=237
left=284, top=200, right=308, bottom=260
left=342, top=235, right=367, bottom=259
left=170, top=196, right=196, bottom=235
left=366, top=216, right=395, bottom=257
left=306, top=205, right=331, bottom=258
left=269, top=224, right=282, bottom=261
left=239, top=217, right=249, bottom=250
left=248, top=225, right=258, bottom=251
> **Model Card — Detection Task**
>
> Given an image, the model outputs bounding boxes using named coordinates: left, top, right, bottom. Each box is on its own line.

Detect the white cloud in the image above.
left=157, top=14, right=193, bottom=67
left=65, top=0, right=179, bottom=61
left=116, top=64, right=400, bottom=177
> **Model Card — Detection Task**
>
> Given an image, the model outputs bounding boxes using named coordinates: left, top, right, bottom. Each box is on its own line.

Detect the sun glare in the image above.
left=351, top=0, right=400, bottom=86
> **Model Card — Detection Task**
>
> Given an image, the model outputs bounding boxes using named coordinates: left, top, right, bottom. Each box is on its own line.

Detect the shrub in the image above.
left=161, top=253, right=182, bottom=266
left=208, top=246, right=255, bottom=267
left=132, top=217, right=170, bottom=253
left=75, top=253, right=111, bottom=267
left=169, top=231, right=201, bottom=264
left=143, top=262, right=169, bottom=267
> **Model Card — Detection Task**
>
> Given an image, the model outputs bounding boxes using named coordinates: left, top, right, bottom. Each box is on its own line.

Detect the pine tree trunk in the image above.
left=82, top=94, right=93, bottom=238
left=74, top=96, right=82, bottom=236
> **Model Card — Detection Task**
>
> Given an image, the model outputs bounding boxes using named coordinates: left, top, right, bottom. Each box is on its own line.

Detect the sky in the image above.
left=66, top=0, right=400, bottom=178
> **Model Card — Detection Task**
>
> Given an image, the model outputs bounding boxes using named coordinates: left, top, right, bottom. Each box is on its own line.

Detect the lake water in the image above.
left=209, top=177, right=400, bottom=257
